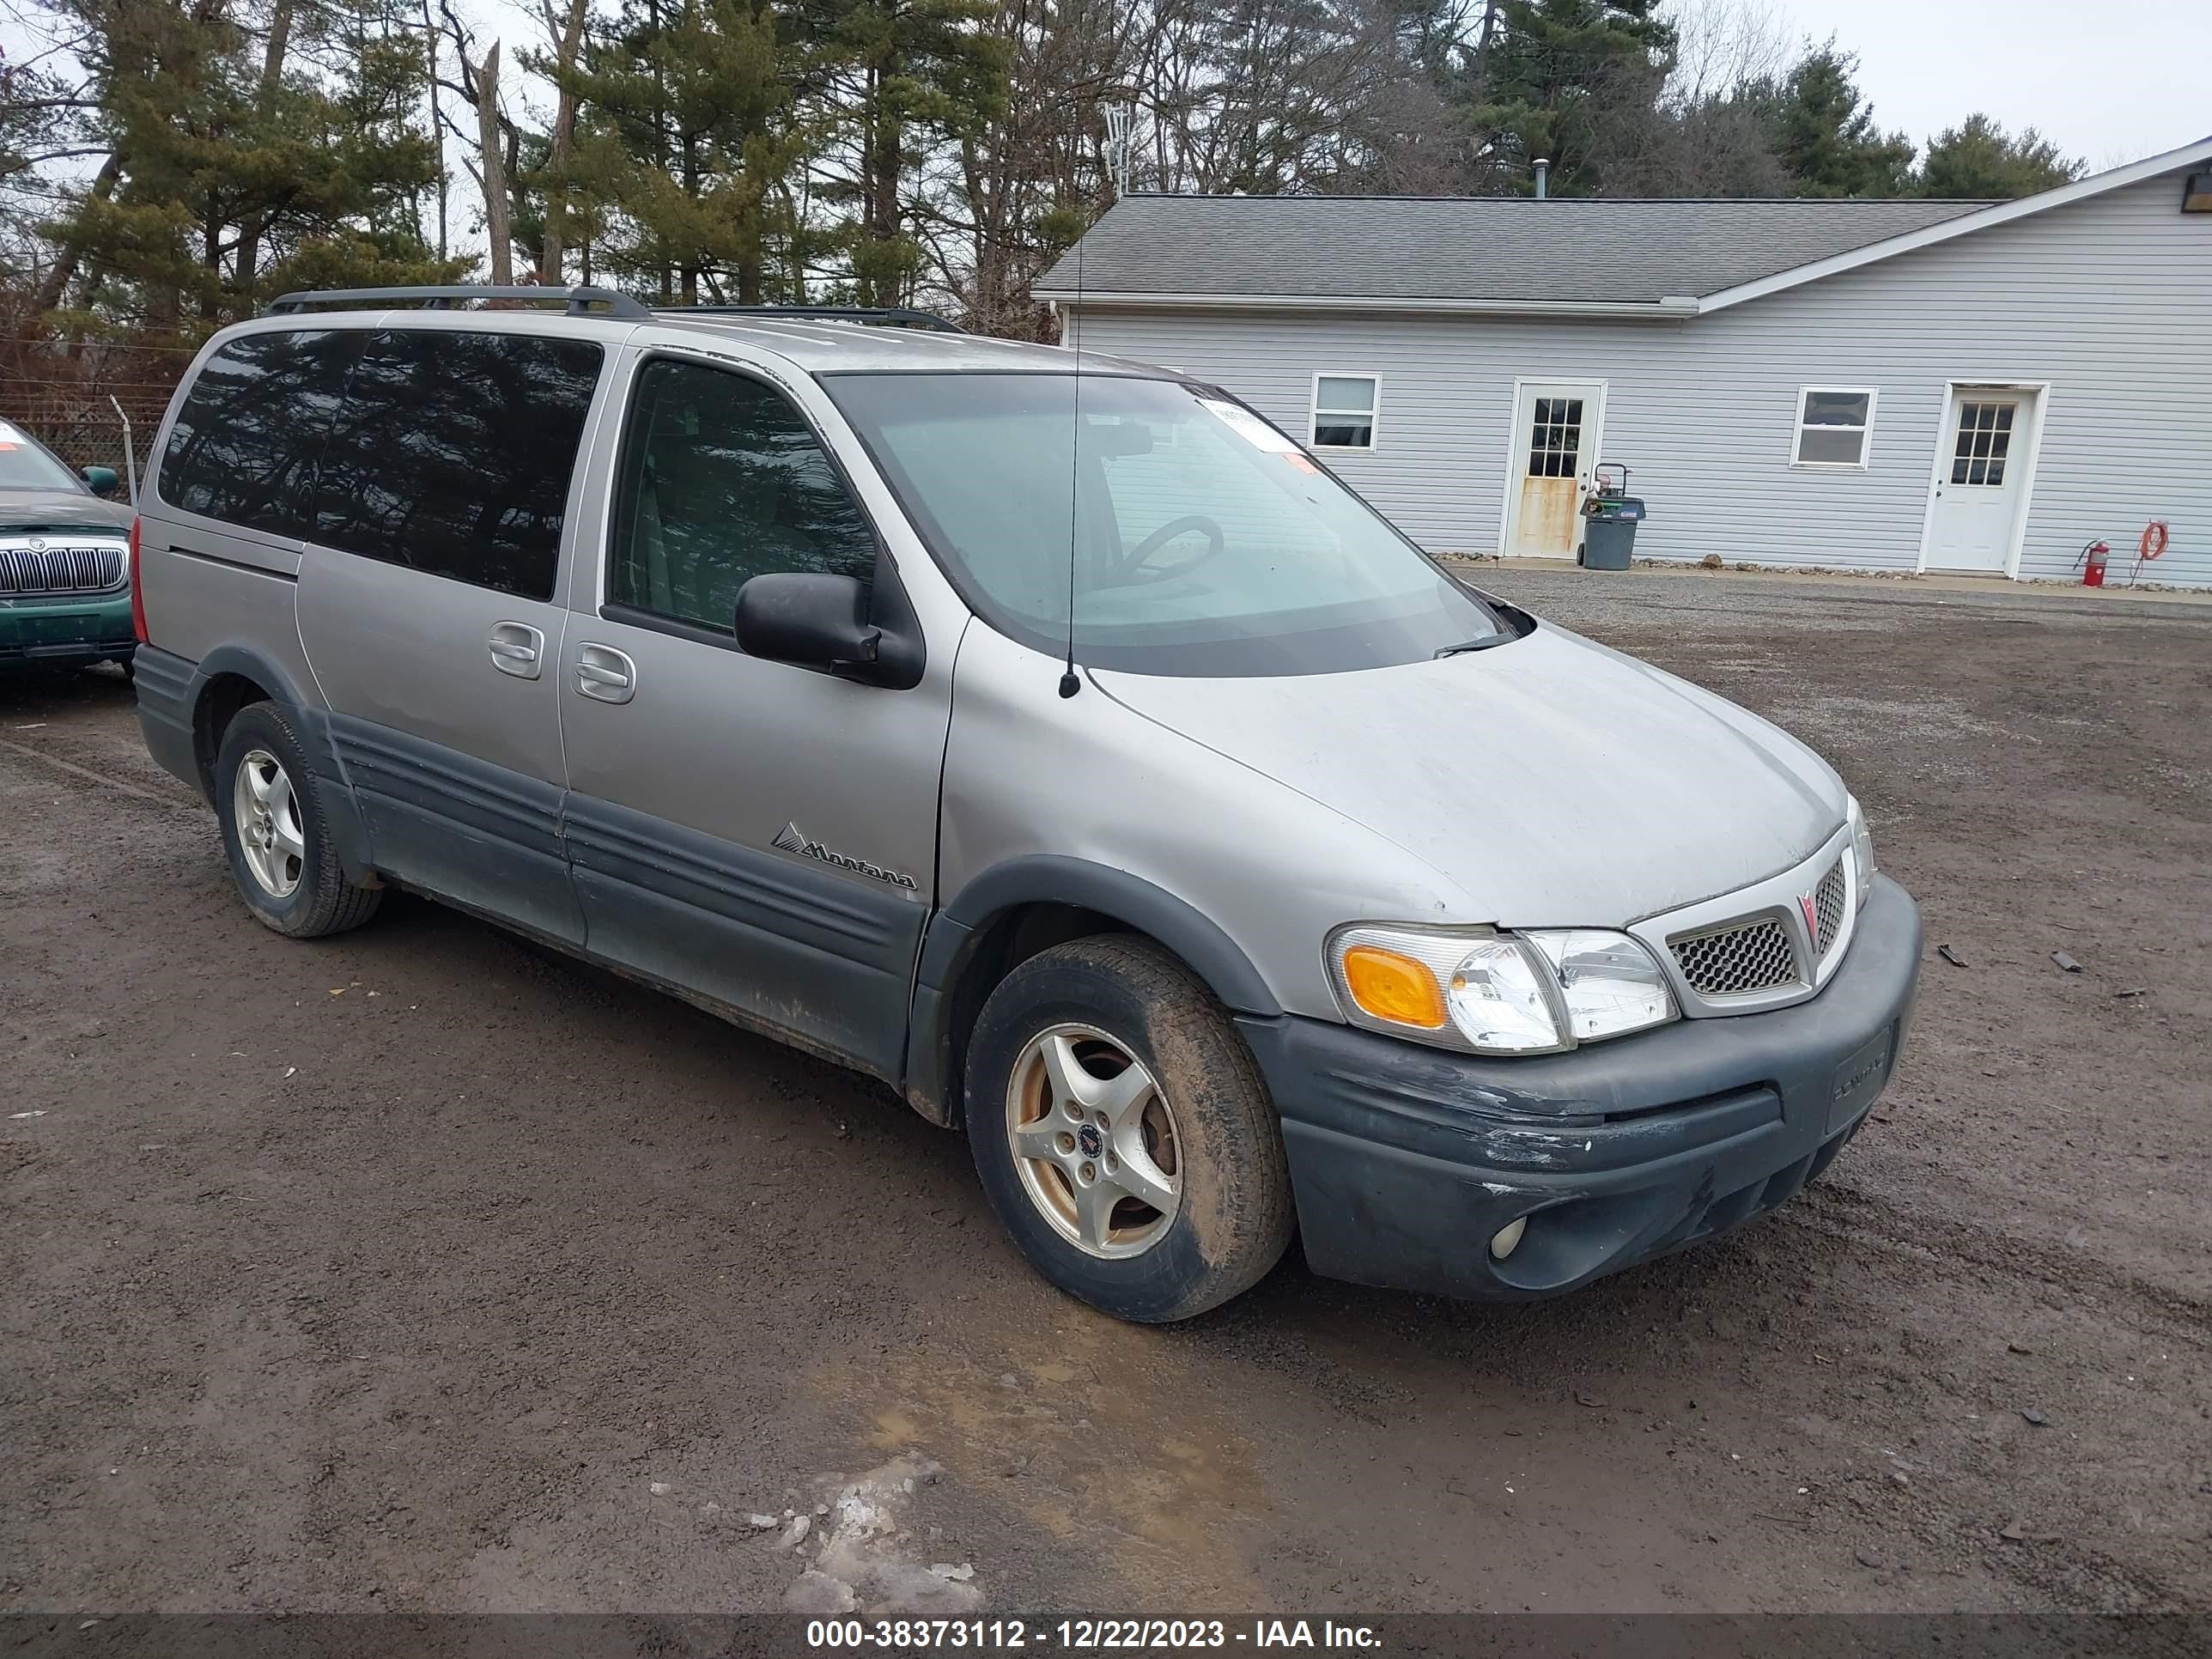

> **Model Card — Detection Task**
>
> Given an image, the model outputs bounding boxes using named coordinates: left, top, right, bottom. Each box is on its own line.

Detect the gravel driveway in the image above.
left=3, top=566, right=2207, bottom=1630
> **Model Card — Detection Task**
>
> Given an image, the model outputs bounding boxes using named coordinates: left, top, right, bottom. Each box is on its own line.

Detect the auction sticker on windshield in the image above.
left=1197, top=398, right=1299, bottom=454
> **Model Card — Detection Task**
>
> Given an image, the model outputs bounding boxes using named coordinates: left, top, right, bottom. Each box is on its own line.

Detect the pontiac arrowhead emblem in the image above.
left=1798, top=892, right=1820, bottom=939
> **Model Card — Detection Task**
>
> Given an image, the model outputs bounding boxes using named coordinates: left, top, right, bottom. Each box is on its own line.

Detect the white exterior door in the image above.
left=1503, top=380, right=1605, bottom=557
left=1924, top=392, right=2029, bottom=574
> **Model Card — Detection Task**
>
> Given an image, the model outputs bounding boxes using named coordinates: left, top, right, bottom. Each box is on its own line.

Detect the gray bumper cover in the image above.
left=1239, top=873, right=1923, bottom=1302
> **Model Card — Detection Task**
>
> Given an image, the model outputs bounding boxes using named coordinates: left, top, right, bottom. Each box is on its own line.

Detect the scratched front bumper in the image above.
left=1239, top=874, right=1922, bottom=1303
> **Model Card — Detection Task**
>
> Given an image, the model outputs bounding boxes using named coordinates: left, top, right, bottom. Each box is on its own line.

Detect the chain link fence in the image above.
left=4, top=338, right=189, bottom=495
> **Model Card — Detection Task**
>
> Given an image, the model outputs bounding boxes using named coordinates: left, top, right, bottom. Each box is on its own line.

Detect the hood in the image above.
left=0, top=489, right=132, bottom=533
left=1091, top=623, right=1844, bottom=927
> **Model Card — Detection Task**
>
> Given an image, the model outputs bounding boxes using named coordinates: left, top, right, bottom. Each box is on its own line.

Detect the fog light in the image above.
left=1489, top=1217, right=1527, bottom=1260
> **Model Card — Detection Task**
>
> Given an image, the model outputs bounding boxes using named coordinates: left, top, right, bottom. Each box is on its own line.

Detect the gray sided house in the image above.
left=1037, top=137, right=2212, bottom=588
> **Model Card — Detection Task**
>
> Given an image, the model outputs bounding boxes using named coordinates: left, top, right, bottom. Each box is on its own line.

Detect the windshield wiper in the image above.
left=1432, top=635, right=1510, bottom=659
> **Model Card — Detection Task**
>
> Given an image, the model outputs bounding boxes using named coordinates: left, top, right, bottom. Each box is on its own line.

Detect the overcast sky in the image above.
left=446, top=0, right=2212, bottom=174
left=6, top=0, right=2204, bottom=181
left=1780, top=0, right=2207, bottom=167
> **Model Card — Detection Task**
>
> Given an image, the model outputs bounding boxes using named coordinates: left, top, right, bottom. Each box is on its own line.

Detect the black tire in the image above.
left=214, top=701, right=383, bottom=939
left=965, top=934, right=1294, bottom=1323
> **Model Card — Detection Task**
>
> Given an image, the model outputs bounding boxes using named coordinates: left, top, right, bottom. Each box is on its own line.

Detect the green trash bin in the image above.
left=1579, top=464, right=1644, bottom=570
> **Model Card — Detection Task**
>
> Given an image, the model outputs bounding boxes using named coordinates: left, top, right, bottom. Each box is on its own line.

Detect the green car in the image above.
left=0, top=419, right=136, bottom=674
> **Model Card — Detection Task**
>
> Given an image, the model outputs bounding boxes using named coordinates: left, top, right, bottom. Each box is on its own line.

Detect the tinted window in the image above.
left=609, top=358, right=876, bottom=631
left=158, top=330, right=359, bottom=537
left=313, top=330, right=603, bottom=601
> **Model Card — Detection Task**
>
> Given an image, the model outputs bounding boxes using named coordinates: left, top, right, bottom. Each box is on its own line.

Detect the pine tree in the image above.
left=566, top=0, right=814, bottom=303
left=800, top=0, right=1006, bottom=306
left=1917, top=114, right=2079, bottom=200
left=1462, top=0, right=1675, bottom=196
left=36, top=0, right=454, bottom=335
left=1758, top=45, right=1915, bottom=198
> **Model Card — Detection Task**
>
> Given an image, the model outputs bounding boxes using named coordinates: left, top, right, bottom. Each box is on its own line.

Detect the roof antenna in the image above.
left=1058, top=204, right=1085, bottom=699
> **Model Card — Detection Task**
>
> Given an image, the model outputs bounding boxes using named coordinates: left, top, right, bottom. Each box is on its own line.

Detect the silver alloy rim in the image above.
left=233, top=748, right=305, bottom=899
left=1005, top=1023, right=1182, bottom=1259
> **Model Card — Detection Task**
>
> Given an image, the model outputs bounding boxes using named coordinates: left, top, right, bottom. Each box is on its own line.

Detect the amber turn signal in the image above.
left=1340, top=945, right=1449, bottom=1030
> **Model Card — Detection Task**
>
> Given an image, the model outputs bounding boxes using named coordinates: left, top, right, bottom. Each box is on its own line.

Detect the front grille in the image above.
left=1669, top=915, right=1799, bottom=998
left=1813, top=858, right=1847, bottom=955
left=0, top=543, right=126, bottom=596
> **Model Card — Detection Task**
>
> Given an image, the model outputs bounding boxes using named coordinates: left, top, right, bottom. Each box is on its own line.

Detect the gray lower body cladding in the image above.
left=133, top=645, right=200, bottom=787
left=1242, top=873, right=1922, bottom=1303
left=136, top=644, right=920, bottom=1085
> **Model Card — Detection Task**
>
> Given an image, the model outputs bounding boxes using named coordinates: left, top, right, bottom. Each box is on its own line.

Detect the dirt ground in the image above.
left=3, top=567, right=2208, bottom=1628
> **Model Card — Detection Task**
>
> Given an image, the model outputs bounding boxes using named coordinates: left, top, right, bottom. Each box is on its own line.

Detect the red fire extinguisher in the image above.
left=2080, top=540, right=2110, bottom=586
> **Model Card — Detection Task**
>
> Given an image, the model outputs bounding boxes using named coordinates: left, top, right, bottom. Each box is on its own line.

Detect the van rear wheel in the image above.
left=964, top=935, right=1293, bottom=1322
left=215, top=702, right=382, bottom=939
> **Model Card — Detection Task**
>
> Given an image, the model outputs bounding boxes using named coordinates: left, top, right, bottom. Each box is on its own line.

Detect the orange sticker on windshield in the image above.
left=1284, top=452, right=1319, bottom=474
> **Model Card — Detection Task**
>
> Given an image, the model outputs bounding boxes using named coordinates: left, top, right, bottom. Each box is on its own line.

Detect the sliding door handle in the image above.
left=488, top=621, right=544, bottom=679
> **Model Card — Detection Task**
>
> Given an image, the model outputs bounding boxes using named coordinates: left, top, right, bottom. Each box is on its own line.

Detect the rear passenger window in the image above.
left=608, top=358, right=877, bottom=632
left=313, top=330, right=602, bottom=601
left=158, top=330, right=358, bottom=538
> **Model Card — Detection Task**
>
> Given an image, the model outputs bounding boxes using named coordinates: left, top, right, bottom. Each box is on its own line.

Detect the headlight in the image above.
left=1848, top=796, right=1875, bottom=910
left=1522, top=929, right=1677, bottom=1042
left=1328, top=924, right=1676, bottom=1055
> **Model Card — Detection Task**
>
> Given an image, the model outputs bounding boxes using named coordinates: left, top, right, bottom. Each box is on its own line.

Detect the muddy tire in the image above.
left=215, top=702, right=383, bottom=939
left=964, top=934, right=1294, bottom=1323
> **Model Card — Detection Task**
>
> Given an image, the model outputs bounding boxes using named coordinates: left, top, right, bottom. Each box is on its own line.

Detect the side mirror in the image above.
left=736, top=571, right=915, bottom=687
left=82, top=465, right=120, bottom=498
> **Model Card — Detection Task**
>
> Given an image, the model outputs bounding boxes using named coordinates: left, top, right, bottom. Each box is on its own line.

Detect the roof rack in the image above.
left=264, top=284, right=652, bottom=319
left=657, top=304, right=965, bottom=334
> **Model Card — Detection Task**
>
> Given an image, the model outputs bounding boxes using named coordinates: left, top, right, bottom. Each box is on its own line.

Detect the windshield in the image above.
left=0, top=422, right=88, bottom=493
left=823, top=373, right=1512, bottom=677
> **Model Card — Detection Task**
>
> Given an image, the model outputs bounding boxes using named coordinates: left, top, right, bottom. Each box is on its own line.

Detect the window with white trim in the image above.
left=1310, top=374, right=1378, bottom=449
left=1793, top=386, right=1875, bottom=467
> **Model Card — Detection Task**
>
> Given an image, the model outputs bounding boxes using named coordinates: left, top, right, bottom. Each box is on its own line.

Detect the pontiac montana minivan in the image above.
left=131, top=287, right=1922, bottom=1322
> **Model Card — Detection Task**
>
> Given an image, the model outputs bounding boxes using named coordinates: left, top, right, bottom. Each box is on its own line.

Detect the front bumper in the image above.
left=0, top=592, right=136, bottom=667
left=1240, top=873, right=1922, bottom=1302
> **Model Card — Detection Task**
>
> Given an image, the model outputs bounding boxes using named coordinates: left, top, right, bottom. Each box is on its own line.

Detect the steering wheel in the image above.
left=1111, top=514, right=1227, bottom=584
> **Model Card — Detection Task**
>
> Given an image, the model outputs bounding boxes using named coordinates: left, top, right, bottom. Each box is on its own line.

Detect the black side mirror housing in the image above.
left=82, top=465, right=120, bottom=499
left=734, top=571, right=922, bottom=689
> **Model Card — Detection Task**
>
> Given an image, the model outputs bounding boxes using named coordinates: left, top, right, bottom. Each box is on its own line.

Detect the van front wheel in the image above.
left=964, top=935, right=1293, bottom=1323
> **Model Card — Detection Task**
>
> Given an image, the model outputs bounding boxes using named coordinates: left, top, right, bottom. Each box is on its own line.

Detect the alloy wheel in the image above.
left=233, top=748, right=305, bottom=899
left=1005, top=1023, right=1182, bottom=1258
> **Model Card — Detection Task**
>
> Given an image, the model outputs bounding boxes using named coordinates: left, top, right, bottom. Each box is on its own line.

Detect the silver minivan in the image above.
left=131, top=287, right=1921, bottom=1322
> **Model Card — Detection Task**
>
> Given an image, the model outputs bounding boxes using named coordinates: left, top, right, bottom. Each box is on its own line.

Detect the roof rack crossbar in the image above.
left=264, top=284, right=653, bottom=319
left=655, top=304, right=965, bottom=334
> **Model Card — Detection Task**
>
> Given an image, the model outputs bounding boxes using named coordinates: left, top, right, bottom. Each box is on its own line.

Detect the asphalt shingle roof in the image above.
left=1034, top=194, right=1994, bottom=306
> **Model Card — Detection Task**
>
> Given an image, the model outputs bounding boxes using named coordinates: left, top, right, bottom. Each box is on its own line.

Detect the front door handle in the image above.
left=576, top=642, right=636, bottom=704
left=488, top=621, right=544, bottom=679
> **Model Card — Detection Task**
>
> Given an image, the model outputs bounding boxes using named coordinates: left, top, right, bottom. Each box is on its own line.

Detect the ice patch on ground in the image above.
left=771, top=1453, right=983, bottom=1618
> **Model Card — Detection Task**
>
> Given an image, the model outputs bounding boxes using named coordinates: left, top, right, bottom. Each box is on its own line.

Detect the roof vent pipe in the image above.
left=1533, top=157, right=1549, bottom=199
